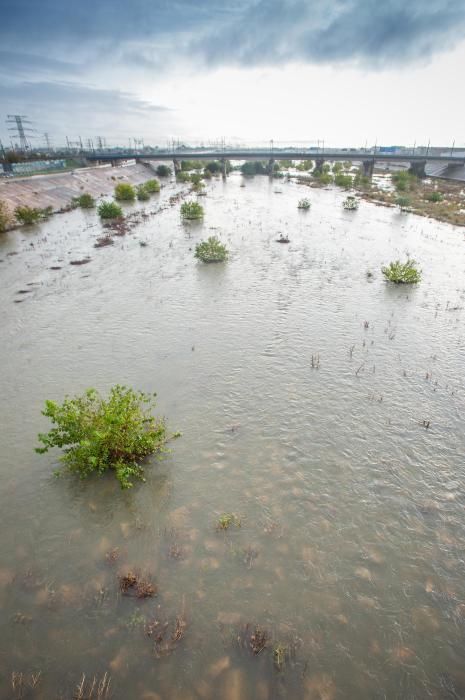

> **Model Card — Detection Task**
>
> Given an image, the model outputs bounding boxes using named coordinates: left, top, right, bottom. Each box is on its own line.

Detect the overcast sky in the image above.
left=1, top=0, right=465, bottom=148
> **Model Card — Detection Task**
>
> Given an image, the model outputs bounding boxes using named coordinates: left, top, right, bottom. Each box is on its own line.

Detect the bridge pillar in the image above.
left=173, top=159, right=181, bottom=175
left=220, top=158, right=227, bottom=179
left=362, top=160, right=375, bottom=178
left=110, top=159, right=119, bottom=168
left=408, top=160, right=427, bottom=178
left=314, top=158, right=325, bottom=174
left=267, top=158, right=275, bottom=176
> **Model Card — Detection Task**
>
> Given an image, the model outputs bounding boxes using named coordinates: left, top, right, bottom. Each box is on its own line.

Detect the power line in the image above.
left=6, top=114, right=35, bottom=151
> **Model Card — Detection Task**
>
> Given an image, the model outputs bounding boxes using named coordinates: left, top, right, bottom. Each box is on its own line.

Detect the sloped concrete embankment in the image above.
left=0, top=161, right=165, bottom=222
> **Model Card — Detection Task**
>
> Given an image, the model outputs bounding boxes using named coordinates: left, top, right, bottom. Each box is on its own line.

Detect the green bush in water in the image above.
left=195, top=236, right=228, bottom=263
left=297, top=198, right=311, bottom=209
left=114, top=183, right=136, bottom=201
left=97, top=201, right=123, bottom=219
left=36, top=385, right=169, bottom=489
left=381, top=259, right=421, bottom=284
left=15, top=205, right=52, bottom=224
left=181, top=200, right=204, bottom=219
left=74, top=193, right=96, bottom=208
left=144, top=179, right=160, bottom=193
left=176, top=171, right=191, bottom=183
left=136, top=185, right=150, bottom=201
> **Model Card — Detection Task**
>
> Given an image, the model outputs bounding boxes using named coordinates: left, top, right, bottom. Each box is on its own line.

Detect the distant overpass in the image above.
left=84, top=149, right=465, bottom=178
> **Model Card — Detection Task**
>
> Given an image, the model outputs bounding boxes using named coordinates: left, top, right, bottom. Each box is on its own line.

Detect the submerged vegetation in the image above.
left=0, top=200, right=12, bottom=232
left=381, top=259, right=421, bottom=284
left=36, top=385, right=168, bottom=489
left=216, top=513, right=241, bottom=530
left=181, top=200, right=204, bottom=220
left=114, top=183, right=136, bottom=201
left=144, top=178, right=161, bottom=193
left=14, top=205, right=52, bottom=225
left=343, top=195, right=359, bottom=210
left=297, top=198, right=311, bottom=209
left=195, top=236, right=228, bottom=263
left=98, top=201, right=123, bottom=219
left=73, top=193, right=96, bottom=209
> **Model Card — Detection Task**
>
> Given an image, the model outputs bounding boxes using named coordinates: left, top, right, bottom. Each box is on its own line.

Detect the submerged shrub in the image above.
left=98, top=201, right=123, bottom=219
left=0, top=200, right=12, bottom=232
left=313, top=171, right=333, bottom=185
left=297, top=198, right=311, bottom=209
left=381, top=259, right=421, bottom=284
left=74, top=193, right=96, bottom=208
left=35, top=385, right=168, bottom=489
left=156, top=164, right=172, bottom=177
left=136, top=185, right=150, bottom=201
left=195, top=236, right=228, bottom=263
left=296, top=160, right=314, bottom=172
left=343, top=196, right=359, bottom=210
left=176, top=171, right=191, bottom=183
left=181, top=200, right=204, bottom=220
left=241, top=161, right=267, bottom=176
left=425, top=191, right=443, bottom=203
left=144, top=178, right=160, bottom=193
left=114, top=183, right=136, bottom=201
left=14, top=205, right=51, bottom=225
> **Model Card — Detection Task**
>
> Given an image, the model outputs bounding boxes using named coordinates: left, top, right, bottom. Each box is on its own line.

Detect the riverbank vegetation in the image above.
left=15, top=205, right=52, bottom=225
left=382, top=259, right=421, bottom=284
left=0, top=200, right=11, bottom=232
left=156, top=165, right=172, bottom=177
left=195, top=236, right=228, bottom=262
left=36, top=385, right=169, bottom=489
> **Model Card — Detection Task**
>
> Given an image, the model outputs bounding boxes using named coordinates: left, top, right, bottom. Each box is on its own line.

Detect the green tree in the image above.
left=381, top=259, right=421, bottom=284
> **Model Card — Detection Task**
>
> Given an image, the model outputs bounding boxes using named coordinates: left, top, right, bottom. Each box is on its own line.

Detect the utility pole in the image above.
left=6, top=114, right=34, bottom=151
left=426, top=139, right=430, bottom=157
left=450, top=139, right=455, bottom=157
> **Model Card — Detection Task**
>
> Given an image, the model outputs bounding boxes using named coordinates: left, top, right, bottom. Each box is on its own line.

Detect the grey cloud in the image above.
left=0, top=81, right=172, bottom=142
left=1, top=0, right=465, bottom=69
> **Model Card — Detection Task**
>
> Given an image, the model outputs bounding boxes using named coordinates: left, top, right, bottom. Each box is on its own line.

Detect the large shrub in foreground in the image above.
left=181, top=200, right=204, bottom=220
left=195, top=236, right=228, bottom=263
left=98, top=201, right=123, bottom=219
left=381, top=259, right=421, bottom=284
left=114, top=183, right=136, bottom=201
left=36, top=386, right=168, bottom=489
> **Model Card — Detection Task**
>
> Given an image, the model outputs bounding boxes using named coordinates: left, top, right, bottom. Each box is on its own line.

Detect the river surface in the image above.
left=1, top=174, right=465, bottom=699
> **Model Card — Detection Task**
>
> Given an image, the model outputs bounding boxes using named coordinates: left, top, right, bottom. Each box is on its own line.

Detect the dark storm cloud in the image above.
left=1, top=0, right=465, bottom=67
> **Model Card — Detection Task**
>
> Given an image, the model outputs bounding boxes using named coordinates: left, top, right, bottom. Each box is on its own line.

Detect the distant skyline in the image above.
left=1, top=0, right=465, bottom=148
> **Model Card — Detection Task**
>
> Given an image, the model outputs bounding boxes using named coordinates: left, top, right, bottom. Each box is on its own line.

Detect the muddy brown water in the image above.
left=1, top=174, right=465, bottom=699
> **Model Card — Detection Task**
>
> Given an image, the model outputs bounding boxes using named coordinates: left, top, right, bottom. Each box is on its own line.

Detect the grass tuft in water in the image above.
left=216, top=513, right=241, bottom=531
left=195, top=237, right=228, bottom=263
left=381, top=259, right=421, bottom=284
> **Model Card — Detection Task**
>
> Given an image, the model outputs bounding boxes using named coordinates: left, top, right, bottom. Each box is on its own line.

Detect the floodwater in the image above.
left=1, top=174, right=465, bottom=699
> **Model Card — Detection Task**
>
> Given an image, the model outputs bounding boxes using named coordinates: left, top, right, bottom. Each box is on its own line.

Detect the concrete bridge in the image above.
left=70, top=149, right=465, bottom=179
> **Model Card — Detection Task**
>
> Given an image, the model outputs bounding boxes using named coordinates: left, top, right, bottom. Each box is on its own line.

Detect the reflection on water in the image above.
left=1, top=174, right=465, bottom=698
